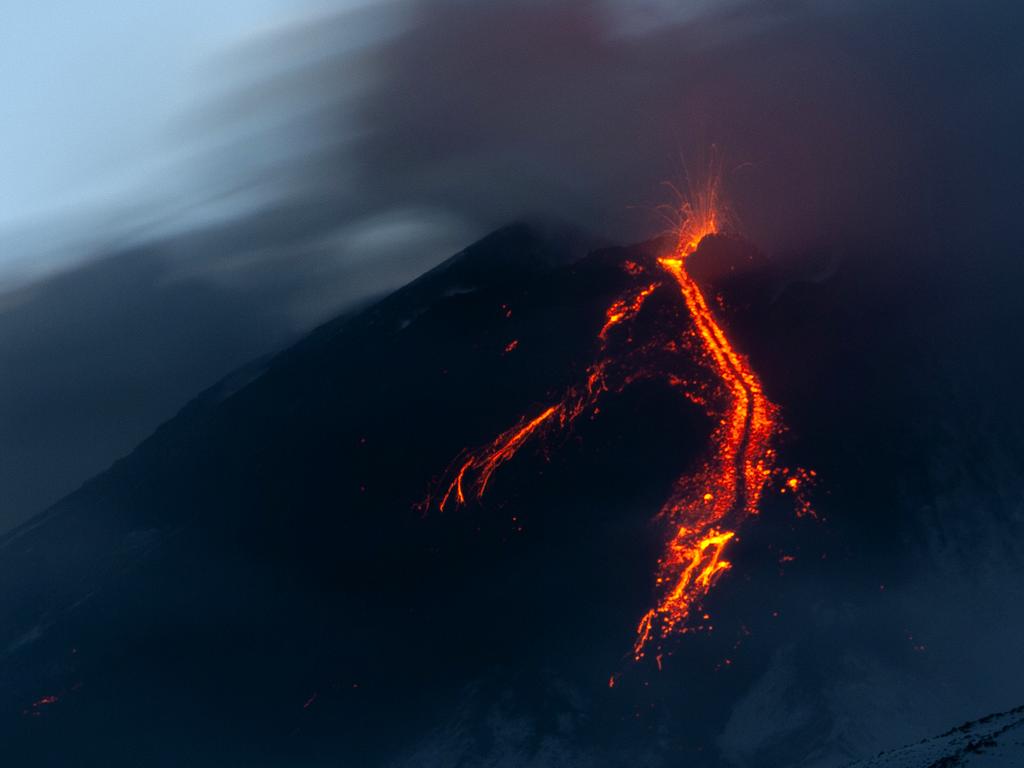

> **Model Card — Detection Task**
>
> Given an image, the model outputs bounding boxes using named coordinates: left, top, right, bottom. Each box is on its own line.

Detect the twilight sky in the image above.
left=0, top=0, right=357, bottom=285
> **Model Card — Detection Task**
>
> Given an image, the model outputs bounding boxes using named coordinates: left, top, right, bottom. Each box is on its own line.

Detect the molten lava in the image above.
left=424, top=180, right=806, bottom=662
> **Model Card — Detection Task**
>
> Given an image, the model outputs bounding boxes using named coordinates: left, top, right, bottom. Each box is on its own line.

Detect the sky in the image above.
left=0, top=0, right=352, bottom=285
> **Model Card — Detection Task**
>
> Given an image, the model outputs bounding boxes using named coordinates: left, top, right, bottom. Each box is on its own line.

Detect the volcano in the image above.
left=1, top=214, right=1021, bottom=767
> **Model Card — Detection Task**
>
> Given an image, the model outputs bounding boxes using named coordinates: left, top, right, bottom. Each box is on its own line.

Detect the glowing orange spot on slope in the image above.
left=22, top=692, right=64, bottom=718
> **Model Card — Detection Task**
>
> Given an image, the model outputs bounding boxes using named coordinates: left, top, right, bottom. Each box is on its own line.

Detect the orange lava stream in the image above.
left=636, top=206, right=778, bottom=659
left=599, top=282, right=660, bottom=340
left=424, top=184, right=797, bottom=663
left=437, top=405, right=563, bottom=512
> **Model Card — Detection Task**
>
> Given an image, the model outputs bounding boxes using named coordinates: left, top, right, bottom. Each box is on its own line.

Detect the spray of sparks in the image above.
left=423, top=175, right=810, bottom=663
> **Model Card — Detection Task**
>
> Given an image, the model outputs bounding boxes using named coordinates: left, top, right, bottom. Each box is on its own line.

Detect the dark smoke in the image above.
left=214, top=0, right=1023, bottom=257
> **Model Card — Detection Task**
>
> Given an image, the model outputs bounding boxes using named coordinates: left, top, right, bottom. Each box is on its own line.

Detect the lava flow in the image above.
left=424, top=179, right=807, bottom=662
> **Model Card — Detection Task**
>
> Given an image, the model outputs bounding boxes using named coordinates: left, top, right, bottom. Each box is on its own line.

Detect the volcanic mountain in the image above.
left=1, top=219, right=1020, bottom=766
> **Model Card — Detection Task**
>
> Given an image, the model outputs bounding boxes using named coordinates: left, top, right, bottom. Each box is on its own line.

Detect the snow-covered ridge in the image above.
left=848, top=705, right=1024, bottom=767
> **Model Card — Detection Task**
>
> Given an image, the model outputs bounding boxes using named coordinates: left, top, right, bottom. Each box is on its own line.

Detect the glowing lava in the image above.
left=424, top=179, right=804, bottom=662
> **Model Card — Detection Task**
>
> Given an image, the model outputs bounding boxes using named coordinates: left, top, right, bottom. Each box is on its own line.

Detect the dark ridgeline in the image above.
left=0, top=222, right=1019, bottom=766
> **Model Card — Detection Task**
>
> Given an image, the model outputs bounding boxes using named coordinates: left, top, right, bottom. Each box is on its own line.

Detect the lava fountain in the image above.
left=423, top=177, right=808, bottom=663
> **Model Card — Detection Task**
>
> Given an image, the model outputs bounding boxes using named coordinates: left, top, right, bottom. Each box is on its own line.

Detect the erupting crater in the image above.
left=423, top=179, right=810, bottom=663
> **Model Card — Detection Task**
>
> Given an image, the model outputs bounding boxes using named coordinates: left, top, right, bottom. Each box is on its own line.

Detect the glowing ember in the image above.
left=22, top=692, right=62, bottom=718
left=424, top=176, right=810, bottom=662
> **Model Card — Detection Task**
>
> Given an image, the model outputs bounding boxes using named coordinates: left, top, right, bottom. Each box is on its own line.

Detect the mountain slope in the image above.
left=2, top=220, right=712, bottom=765
left=1, top=220, right=1021, bottom=767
